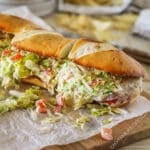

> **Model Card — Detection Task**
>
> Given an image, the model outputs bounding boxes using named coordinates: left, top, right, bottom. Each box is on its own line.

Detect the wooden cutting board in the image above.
left=41, top=91, right=150, bottom=150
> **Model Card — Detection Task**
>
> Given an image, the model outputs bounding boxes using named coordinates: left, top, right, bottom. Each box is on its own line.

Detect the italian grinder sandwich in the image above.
left=0, top=25, right=144, bottom=111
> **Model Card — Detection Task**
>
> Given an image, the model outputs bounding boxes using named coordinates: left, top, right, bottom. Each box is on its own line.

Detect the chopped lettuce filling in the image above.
left=56, top=60, right=121, bottom=109
left=0, top=87, right=41, bottom=115
left=0, top=48, right=122, bottom=110
left=90, top=107, right=112, bottom=117
left=75, top=115, right=90, bottom=129
left=102, top=117, right=113, bottom=125
left=0, top=50, right=60, bottom=93
left=0, top=32, right=13, bottom=52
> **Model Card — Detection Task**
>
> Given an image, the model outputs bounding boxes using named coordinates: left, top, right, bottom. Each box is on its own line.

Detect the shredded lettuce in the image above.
left=0, top=87, right=41, bottom=115
left=17, top=87, right=41, bottom=108
left=0, top=49, right=61, bottom=93
left=90, top=107, right=112, bottom=117
left=13, top=63, right=31, bottom=79
left=0, top=48, right=121, bottom=111
left=56, top=60, right=120, bottom=110
left=112, top=108, right=128, bottom=115
left=102, top=117, right=113, bottom=125
left=75, top=115, right=90, bottom=129
left=25, top=60, right=40, bottom=74
left=0, top=32, right=13, bottom=52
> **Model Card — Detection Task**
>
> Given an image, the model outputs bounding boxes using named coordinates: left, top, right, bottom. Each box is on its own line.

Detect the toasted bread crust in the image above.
left=22, top=77, right=46, bottom=88
left=75, top=50, right=144, bottom=77
left=69, top=38, right=101, bottom=59
left=69, top=39, right=144, bottom=77
left=0, top=14, right=41, bottom=33
left=12, top=31, right=74, bottom=59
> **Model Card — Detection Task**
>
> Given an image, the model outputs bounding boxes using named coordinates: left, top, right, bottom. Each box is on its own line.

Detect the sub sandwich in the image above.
left=0, top=14, right=144, bottom=110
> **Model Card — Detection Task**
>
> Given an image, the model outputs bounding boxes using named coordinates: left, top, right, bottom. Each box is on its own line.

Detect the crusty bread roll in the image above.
left=12, top=30, right=75, bottom=59
left=0, top=14, right=41, bottom=33
left=68, top=38, right=144, bottom=77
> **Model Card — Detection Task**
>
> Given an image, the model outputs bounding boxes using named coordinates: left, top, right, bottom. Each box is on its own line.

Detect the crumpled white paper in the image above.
left=133, top=9, right=150, bottom=39
left=0, top=7, right=150, bottom=150
left=0, top=97, right=150, bottom=150
left=58, top=0, right=131, bottom=15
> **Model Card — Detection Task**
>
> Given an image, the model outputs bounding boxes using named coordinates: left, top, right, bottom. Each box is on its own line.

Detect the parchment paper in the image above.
left=0, top=7, right=150, bottom=150
left=0, top=96, right=149, bottom=150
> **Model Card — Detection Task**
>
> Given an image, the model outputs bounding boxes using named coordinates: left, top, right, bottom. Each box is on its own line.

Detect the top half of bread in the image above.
left=12, top=31, right=144, bottom=77
left=12, top=30, right=75, bottom=59
left=68, top=38, right=144, bottom=77
left=0, top=14, right=42, bottom=34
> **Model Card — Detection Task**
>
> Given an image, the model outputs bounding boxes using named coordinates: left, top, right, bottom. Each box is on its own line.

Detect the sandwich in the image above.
left=0, top=25, right=144, bottom=110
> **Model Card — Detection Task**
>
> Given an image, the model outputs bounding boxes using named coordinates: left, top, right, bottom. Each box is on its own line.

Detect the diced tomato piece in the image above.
left=11, top=53, right=23, bottom=61
left=36, top=106, right=47, bottom=113
left=36, top=99, right=47, bottom=107
left=56, top=94, right=64, bottom=106
left=2, top=49, right=11, bottom=56
left=53, top=105, right=62, bottom=113
left=35, top=99, right=47, bottom=113
left=90, top=79, right=100, bottom=86
left=101, top=128, right=113, bottom=141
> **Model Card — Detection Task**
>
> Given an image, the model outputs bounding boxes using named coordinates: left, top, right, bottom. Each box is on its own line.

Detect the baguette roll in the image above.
left=12, top=30, right=75, bottom=59
left=69, top=38, right=144, bottom=77
left=0, top=14, right=41, bottom=34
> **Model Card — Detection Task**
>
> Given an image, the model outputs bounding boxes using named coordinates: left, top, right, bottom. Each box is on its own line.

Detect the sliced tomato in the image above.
left=2, top=49, right=11, bottom=56
left=36, top=106, right=47, bottom=113
left=11, top=53, right=23, bottom=61
left=36, top=99, right=47, bottom=107
left=101, top=128, right=113, bottom=141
